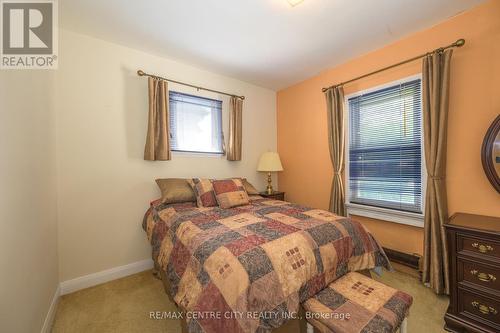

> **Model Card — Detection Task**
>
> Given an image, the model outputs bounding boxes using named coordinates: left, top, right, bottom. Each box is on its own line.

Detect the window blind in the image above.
left=169, top=91, right=224, bottom=154
left=348, top=78, right=423, bottom=213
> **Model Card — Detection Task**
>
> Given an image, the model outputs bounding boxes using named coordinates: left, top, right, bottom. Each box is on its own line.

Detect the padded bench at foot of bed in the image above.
left=303, top=272, right=412, bottom=333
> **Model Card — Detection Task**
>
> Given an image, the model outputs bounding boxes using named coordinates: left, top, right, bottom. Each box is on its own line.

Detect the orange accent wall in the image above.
left=277, top=0, right=500, bottom=256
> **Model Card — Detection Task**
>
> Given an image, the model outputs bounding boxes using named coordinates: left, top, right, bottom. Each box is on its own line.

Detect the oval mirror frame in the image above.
left=481, top=115, right=500, bottom=194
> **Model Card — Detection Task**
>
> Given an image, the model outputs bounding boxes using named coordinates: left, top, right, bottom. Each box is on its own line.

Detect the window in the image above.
left=169, top=91, right=224, bottom=154
left=346, top=77, right=424, bottom=223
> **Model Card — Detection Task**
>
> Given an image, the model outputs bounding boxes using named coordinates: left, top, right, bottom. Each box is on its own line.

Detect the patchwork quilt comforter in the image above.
left=143, top=196, right=391, bottom=333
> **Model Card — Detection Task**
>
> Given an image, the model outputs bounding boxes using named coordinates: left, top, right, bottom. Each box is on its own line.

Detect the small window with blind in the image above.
left=169, top=91, right=224, bottom=154
left=346, top=76, right=424, bottom=225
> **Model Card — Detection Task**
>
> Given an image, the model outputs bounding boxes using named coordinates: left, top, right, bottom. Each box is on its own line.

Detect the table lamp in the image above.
left=257, top=152, right=284, bottom=194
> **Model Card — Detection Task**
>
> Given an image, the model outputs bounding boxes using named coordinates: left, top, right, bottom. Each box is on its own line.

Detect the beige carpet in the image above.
left=52, top=269, right=449, bottom=333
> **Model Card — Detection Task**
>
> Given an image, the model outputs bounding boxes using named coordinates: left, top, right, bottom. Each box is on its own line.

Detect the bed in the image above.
left=143, top=195, right=391, bottom=333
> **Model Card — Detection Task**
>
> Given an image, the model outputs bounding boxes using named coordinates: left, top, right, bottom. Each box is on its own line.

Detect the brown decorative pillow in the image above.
left=212, top=178, right=250, bottom=209
left=155, top=178, right=196, bottom=204
left=189, top=178, right=218, bottom=208
left=242, top=178, right=259, bottom=195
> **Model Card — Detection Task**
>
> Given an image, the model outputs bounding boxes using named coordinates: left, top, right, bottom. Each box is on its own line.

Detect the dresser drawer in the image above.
left=458, top=234, right=500, bottom=259
left=459, top=259, right=500, bottom=292
left=458, top=288, right=500, bottom=328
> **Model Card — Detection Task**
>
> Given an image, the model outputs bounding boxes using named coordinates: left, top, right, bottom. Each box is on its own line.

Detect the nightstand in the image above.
left=259, top=191, right=285, bottom=201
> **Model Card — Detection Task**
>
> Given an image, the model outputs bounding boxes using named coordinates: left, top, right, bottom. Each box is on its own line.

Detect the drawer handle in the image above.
left=471, top=242, right=494, bottom=253
left=470, top=270, right=497, bottom=282
left=471, top=301, right=498, bottom=315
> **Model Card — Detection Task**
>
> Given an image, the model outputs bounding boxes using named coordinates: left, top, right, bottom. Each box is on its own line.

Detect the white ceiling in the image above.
left=60, top=0, right=485, bottom=90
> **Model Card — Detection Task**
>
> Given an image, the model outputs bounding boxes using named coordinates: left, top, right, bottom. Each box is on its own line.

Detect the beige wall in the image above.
left=0, top=71, right=59, bottom=332
left=277, top=0, right=500, bottom=255
left=55, top=30, right=277, bottom=281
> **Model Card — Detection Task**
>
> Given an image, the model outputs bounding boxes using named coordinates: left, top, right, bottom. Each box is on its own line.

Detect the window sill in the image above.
left=171, top=151, right=225, bottom=158
left=346, top=203, right=424, bottom=228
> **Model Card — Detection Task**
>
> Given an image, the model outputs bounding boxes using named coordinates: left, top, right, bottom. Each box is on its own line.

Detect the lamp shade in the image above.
left=257, top=152, right=284, bottom=172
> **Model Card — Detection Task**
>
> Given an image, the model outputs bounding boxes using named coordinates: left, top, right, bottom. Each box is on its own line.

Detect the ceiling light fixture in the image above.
left=287, top=0, right=304, bottom=7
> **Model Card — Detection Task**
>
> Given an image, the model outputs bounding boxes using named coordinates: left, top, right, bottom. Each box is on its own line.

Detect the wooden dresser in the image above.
left=444, top=213, right=500, bottom=333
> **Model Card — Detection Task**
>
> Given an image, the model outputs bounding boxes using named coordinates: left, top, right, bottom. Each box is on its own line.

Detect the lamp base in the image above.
left=266, top=172, right=274, bottom=194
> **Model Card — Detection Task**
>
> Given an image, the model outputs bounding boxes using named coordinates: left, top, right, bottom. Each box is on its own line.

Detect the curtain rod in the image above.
left=322, top=38, right=465, bottom=92
left=137, top=70, right=245, bottom=100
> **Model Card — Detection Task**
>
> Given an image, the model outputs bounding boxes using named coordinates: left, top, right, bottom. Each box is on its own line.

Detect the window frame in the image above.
left=168, top=90, right=226, bottom=157
left=344, top=74, right=426, bottom=228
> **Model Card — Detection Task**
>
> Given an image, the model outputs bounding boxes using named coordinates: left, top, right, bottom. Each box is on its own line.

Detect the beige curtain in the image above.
left=325, top=86, right=346, bottom=216
left=422, top=49, right=453, bottom=295
left=227, top=96, right=243, bottom=161
left=144, top=77, right=171, bottom=161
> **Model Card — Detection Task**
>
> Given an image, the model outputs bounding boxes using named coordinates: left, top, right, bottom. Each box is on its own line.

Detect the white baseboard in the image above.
left=60, top=259, right=154, bottom=295
left=41, top=285, right=60, bottom=333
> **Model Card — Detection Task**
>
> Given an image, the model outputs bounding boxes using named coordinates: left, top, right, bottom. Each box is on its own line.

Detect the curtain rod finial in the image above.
left=455, top=39, right=465, bottom=47
left=137, top=70, right=145, bottom=76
